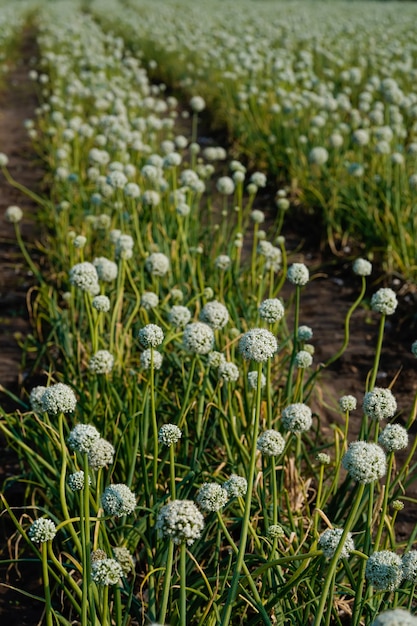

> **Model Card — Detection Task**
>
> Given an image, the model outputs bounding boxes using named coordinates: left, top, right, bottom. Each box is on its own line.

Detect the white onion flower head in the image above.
left=92, top=295, right=110, bottom=313
left=145, top=252, right=170, bottom=277
left=239, top=328, right=278, bottom=362
left=207, top=351, right=226, bottom=368
left=295, top=350, right=313, bottom=368
left=0, top=152, right=8, bottom=166
left=158, top=424, right=182, bottom=447
left=138, top=324, right=164, bottom=348
left=183, top=322, right=214, bottom=355
left=69, top=262, right=100, bottom=295
left=309, top=147, right=329, bottom=165
left=353, top=258, right=372, bottom=276
left=342, top=441, right=386, bottom=483
left=200, top=301, right=229, bottom=330
left=101, top=484, right=136, bottom=517
left=115, top=234, right=134, bottom=260
left=287, top=263, right=309, bottom=286
left=365, top=550, right=403, bottom=591
left=298, top=325, right=313, bottom=341
left=223, top=474, right=247, bottom=499
left=156, top=500, right=204, bottom=545
left=197, top=483, right=228, bottom=512
left=88, top=438, right=115, bottom=469
left=29, top=385, right=47, bottom=413
left=215, top=255, right=231, bottom=271
left=68, top=424, right=101, bottom=454
left=281, top=403, right=312, bottom=433
left=88, top=350, right=114, bottom=375
left=371, top=609, right=417, bottom=626
left=41, top=383, right=77, bottom=415
left=218, top=361, right=240, bottom=383
left=371, top=288, right=398, bottom=315
left=318, top=528, right=354, bottom=559
left=5, top=205, right=23, bottom=223
left=141, top=291, right=159, bottom=310
left=257, top=430, right=285, bottom=456
left=190, top=96, right=205, bottom=112
left=363, top=387, right=397, bottom=421
left=402, top=551, right=417, bottom=582
left=251, top=209, right=265, bottom=224
left=28, top=518, right=57, bottom=543
left=216, top=176, right=235, bottom=195
left=268, top=524, right=285, bottom=539
left=250, top=172, right=267, bottom=187
left=91, top=558, right=123, bottom=586
left=113, top=547, right=134, bottom=576
left=68, top=470, right=89, bottom=491
left=339, top=395, right=357, bottom=412
left=93, top=257, right=118, bottom=282
left=140, top=349, right=163, bottom=370
left=378, top=424, right=408, bottom=452
left=247, top=371, right=266, bottom=389
left=259, top=298, right=284, bottom=324
left=168, top=305, right=191, bottom=328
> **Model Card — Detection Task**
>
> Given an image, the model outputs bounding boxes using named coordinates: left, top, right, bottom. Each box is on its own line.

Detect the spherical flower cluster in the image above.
left=218, top=361, right=240, bottom=383
left=342, top=441, right=386, bottom=484
left=317, top=452, right=331, bottom=465
left=197, top=482, right=228, bottom=512
left=29, top=385, right=47, bottom=413
left=223, top=474, right=247, bottom=498
left=216, top=176, right=235, bottom=195
left=141, top=291, right=159, bottom=310
left=363, top=387, right=397, bottom=421
left=88, top=438, right=115, bottom=469
left=298, top=325, right=313, bottom=341
left=67, top=423, right=101, bottom=454
left=88, top=350, right=114, bottom=375
left=91, top=558, right=123, bottom=586
left=145, top=252, right=170, bottom=277
left=140, top=349, right=163, bottom=370
left=5, top=205, right=23, bottom=223
left=158, top=424, right=182, bottom=447
left=353, top=258, right=372, bottom=276
left=207, top=351, right=226, bottom=368
left=259, top=298, right=285, bottom=324
left=371, top=288, right=398, bottom=316
left=295, top=350, right=313, bottom=368
left=339, top=395, right=357, bottom=412
left=68, top=470, right=89, bottom=491
left=318, top=528, right=354, bottom=560
left=257, top=430, right=285, bottom=456
left=251, top=209, right=265, bottom=224
left=156, top=500, right=205, bottom=545
left=309, top=146, right=329, bottom=165
left=247, top=370, right=266, bottom=389
left=168, top=305, right=191, bottom=328
left=41, top=383, right=77, bottom=415
left=101, top=484, right=136, bottom=517
left=183, top=322, right=214, bottom=355
left=281, top=403, right=312, bottom=433
left=69, top=262, right=99, bottom=295
left=402, top=551, right=417, bottom=582
left=28, top=518, right=57, bottom=543
left=287, top=263, right=309, bottom=286
left=365, top=550, right=403, bottom=591
left=92, top=295, right=111, bottom=312
left=239, top=328, right=278, bottom=362
left=115, top=234, right=134, bottom=260
left=138, top=324, right=164, bottom=348
left=113, top=547, right=134, bottom=576
left=268, top=524, right=285, bottom=539
left=378, top=424, right=408, bottom=452
left=93, top=257, right=118, bottom=282
left=199, top=301, right=229, bottom=330
left=371, top=609, right=417, bottom=626
left=215, top=255, right=231, bottom=271
left=190, top=95, right=205, bottom=112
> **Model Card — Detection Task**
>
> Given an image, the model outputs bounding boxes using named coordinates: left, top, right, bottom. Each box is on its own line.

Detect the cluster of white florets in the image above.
left=101, top=484, right=136, bottom=517
left=342, top=441, right=386, bottom=483
left=156, top=500, right=205, bottom=545
left=88, top=350, right=114, bottom=374
left=281, top=403, right=312, bottom=433
left=239, top=328, right=278, bottom=362
left=257, top=430, right=285, bottom=456
left=318, top=528, right=354, bottom=559
left=196, top=483, right=228, bottom=512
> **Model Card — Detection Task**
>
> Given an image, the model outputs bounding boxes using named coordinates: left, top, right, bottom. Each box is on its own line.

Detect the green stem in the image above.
left=374, top=453, right=394, bottom=551
left=180, top=542, right=187, bottom=626
left=159, top=541, right=175, bottom=625
left=368, top=313, right=386, bottom=391
left=42, top=542, right=53, bottom=626
left=220, top=361, right=263, bottom=626
left=313, top=482, right=365, bottom=626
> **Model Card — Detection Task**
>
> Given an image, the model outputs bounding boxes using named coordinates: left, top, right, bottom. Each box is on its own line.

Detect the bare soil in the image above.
left=1, top=27, right=417, bottom=625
